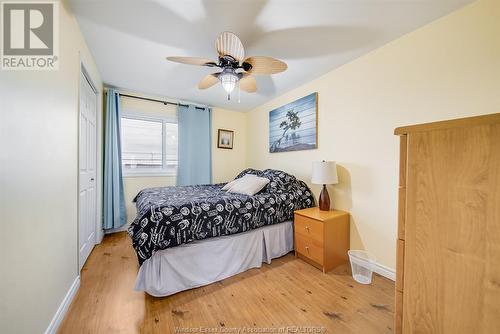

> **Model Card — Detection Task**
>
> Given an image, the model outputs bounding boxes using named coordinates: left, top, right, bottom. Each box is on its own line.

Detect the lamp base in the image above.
left=319, top=185, right=331, bottom=211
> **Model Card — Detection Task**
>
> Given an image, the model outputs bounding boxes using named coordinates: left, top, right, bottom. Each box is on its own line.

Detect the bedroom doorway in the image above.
left=78, top=66, right=98, bottom=271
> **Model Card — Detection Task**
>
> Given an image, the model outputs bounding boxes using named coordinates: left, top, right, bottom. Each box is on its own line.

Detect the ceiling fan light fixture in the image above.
left=166, top=32, right=288, bottom=102
left=219, top=70, right=239, bottom=95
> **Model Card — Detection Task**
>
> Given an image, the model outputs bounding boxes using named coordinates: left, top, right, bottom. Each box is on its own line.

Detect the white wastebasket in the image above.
left=348, top=250, right=376, bottom=284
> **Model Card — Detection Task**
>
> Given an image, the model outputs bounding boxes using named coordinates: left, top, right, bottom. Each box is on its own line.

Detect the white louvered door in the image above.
left=78, top=72, right=97, bottom=271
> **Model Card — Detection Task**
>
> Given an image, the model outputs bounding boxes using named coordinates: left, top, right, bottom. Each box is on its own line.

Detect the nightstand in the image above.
left=294, top=207, right=350, bottom=273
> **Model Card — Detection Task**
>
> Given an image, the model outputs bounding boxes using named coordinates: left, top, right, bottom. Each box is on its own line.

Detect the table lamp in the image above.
left=311, top=161, right=338, bottom=211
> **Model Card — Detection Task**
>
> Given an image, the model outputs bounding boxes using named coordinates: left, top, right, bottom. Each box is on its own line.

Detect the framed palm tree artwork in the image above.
left=269, top=92, right=318, bottom=153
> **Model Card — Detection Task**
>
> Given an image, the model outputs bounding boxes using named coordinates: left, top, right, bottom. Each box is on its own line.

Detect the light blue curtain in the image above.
left=103, top=89, right=127, bottom=229
left=177, top=104, right=212, bottom=186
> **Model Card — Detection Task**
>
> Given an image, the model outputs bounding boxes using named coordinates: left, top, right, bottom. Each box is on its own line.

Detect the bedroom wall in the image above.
left=0, top=1, right=103, bottom=333
left=246, top=0, right=500, bottom=270
left=119, top=94, right=247, bottom=225
left=211, top=107, right=248, bottom=183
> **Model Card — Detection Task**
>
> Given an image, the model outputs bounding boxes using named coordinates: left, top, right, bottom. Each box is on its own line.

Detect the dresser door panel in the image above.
left=404, top=124, right=500, bottom=333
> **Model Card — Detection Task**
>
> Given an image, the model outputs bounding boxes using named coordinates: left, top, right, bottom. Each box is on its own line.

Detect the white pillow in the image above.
left=224, top=174, right=270, bottom=196
left=222, top=178, right=240, bottom=191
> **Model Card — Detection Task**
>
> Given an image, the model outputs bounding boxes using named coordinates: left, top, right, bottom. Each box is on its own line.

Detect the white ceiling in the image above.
left=69, top=0, right=472, bottom=111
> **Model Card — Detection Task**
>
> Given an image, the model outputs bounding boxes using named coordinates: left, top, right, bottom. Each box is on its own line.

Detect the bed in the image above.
left=128, top=168, right=315, bottom=296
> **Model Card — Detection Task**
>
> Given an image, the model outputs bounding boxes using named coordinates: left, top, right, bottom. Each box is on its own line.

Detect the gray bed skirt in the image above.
left=135, top=221, right=294, bottom=297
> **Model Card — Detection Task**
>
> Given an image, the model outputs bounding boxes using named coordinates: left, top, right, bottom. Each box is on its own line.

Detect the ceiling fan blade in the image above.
left=198, top=73, right=220, bottom=89
left=215, top=31, right=245, bottom=63
left=243, top=56, right=287, bottom=75
left=166, top=56, right=217, bottom=67
left=238, top=73, right=257, bottom=93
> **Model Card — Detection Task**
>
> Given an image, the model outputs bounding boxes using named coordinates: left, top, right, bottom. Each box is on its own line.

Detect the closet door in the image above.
left=78, top=73, right=98, bottom=271
left=403, top=124, right=500, bottom=333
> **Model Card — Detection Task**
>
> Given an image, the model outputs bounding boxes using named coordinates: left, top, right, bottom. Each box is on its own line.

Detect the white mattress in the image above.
left=135, top=221, right=294, bottom=297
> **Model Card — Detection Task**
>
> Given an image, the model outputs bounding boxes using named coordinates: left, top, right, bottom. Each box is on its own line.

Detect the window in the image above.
left=121, top=115, right=178, bottom=176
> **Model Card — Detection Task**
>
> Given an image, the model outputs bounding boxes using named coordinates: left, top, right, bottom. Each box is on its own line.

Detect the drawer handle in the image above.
left=305, top=246, right=309, bottom=252
left=305, top=226, right=310, bottom=232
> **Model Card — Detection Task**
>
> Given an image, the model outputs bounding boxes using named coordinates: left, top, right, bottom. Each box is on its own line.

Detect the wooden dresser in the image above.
left=294, top=207, right=350, bottom=273
left=394, top=113, right=500, bottom=334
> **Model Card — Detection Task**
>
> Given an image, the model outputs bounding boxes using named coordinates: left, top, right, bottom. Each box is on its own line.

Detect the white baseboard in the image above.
left=45, top=276, right=80, bottom=334
left=96, top=228, right=104, bottom=244
left=373, top=261, right=396, bottom=281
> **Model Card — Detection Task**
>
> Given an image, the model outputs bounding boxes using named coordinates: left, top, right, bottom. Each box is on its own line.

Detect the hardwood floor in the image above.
left=59, top=232, right=395, bottom=334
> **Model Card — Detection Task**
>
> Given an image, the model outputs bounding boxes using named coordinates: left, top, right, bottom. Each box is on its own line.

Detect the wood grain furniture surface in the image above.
left=294, top=207, right=350, bottom=273
left=394, top=112, right=500, bottom=334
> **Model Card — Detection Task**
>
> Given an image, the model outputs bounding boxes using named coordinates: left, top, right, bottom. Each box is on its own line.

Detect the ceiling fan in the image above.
left=166, top=31, right=287, bottom=101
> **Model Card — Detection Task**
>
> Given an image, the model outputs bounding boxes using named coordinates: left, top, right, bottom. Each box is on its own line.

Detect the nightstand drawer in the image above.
left=295, top=234, right=323, bottom=265
left=294, top=214, right=324, bottom=243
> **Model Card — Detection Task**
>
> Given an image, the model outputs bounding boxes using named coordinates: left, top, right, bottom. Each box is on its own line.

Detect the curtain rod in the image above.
left=118, top=93, right=208, bottom=111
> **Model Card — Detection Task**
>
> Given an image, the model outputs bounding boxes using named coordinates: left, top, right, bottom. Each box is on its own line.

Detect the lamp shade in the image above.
left=311, top=161, right=338, bottom=185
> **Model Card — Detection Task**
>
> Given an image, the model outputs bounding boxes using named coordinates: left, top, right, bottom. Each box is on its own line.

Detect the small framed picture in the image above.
left=217, top=129, right=234, bottom=149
